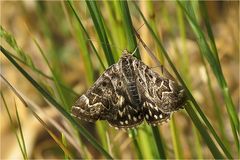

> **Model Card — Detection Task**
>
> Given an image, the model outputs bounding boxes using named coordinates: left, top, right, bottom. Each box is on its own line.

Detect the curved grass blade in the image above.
left=1, top=48, right=77, bottom=97
left=133, top=3, right=228, bottom=159
left=85, top=0, right=115, bottom=66
left=177, top=1, right=239, bottom=153
left=31, top=33, right=70, bottom=110
left=198, top=2, right=236, bottom=148
left=1, top=46, right=113, bottom=159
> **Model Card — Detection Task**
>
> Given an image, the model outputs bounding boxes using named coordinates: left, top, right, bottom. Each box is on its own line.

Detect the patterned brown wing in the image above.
left=72, top=64, right=118, bottom=122
left=131, top=55, right=186, bottom=124
left=107, top=102, right=144, bottom=128
left=143, top=101, right=170, bottom=125
left=133, top=56, right=186, bottom=114
left=144, top=67, right=186, bottom=113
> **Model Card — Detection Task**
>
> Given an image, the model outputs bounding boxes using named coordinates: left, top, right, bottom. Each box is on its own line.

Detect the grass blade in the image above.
left=129, top=130, right=143, bottom=159
left=1, top=46, right=112, bottom=159
left=198, top=2, right=219, bottom=62
left=86, top=0, right=115, bottom=65
left=30, top=32, right=70, bottom=109
left=66, top=1, right=106, bottom=70
left=193, top=126, right=203, bottom=159
left=1, top=93, right=28, bottom=159
left=119, top=1, right=140, bottom=57
left=151, top=127, right=166, bottom=159
left=1, top=74, right=84, bottom=158
left=61, top=1, right=94, bottom=86
left=198, top=2, right=234, bottom=148
left=178, top=2, right=239, bottom=139
left=185, top=104, right=223, bottom=159
left=14, top=100, right=28, bottom=159
left=170, top=116, right=183, bottom=159
left=133, top=2, right=229, bottom=158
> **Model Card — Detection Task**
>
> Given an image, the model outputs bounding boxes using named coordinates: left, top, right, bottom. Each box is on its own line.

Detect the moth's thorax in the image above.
left=119, top=53, right=141, bottom=106
left=120, top=56, right=134, bottom=81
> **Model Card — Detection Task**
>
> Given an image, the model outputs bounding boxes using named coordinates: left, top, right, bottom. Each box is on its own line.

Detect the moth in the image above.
left=72, top=50, right=186, bottom=129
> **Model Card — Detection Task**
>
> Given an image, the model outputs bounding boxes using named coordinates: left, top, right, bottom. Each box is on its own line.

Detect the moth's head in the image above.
left=121, top=46, right=139, bottom=58
left=122, top=49, right=131, bottom=57
left=121, top=49, right=138, bottom=60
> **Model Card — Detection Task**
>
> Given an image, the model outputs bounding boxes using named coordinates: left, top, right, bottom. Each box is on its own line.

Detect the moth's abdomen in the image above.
left=127, top=82, right=141, bottom=106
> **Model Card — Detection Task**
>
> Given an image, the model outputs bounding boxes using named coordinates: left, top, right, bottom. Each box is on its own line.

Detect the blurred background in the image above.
left=1, top=1, right=239, bottom=159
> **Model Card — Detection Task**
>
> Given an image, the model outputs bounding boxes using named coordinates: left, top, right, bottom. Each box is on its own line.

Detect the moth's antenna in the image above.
left=133, top=28, right=176, bottom=81
left=131, top=45, right=139, bottom=56
left=136, top=23, right=145, bottom=32
left=133, top=28, right=160, bottom=64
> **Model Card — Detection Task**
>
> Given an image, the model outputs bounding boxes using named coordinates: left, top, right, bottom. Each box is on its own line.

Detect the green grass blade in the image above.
left=151, top=127, right=166, bottom=159
left=138, top=127, right=155, bottom=158
left=133, top=3, right=230, bottom=158
left=0, top=26, right=34, bottom=67
left=1, top=93, right=27, bottom=159
left=119, top=1, right=140, bottom=57
left=178, top=2, right=239, bottom=140
left=31, top=35, right=70, bottom=109
left=66, top=1, right=106, bottom=70
left=67, top=1, right=110, bottom=153
left=32, top=108, right=73, bottom=159
left=95, top=121, right=108, bottom=151
left=185, top=104, right=223, bottom=159
left=1, top=46, right=113, bottom=159
left=129, top=129, right=143, bottom=159
left=62, top=1, right=94, bottom=86
left=14, top=101, right=28, bottom=159
left=86, top=0, right=115, bottom=65
left=1, top=75, right=75, bottom=159
left=201, top=54, right=229, bottom=148
left=62, top=133, right=70, bottom=159
left=103, top=1, right=126, bottom=57
left=170, top=116, right=183, bottom=159
left=198, top=2, right=219, bottom=62
left=198, top=2, right=237, bottom=149
left=8, top=51, right=78, bottom=97
left=193, top=126, right=203, bottom=159
left=1, top=25, right=76, bottom=108
left=0, top=44, right=77, bottom=97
